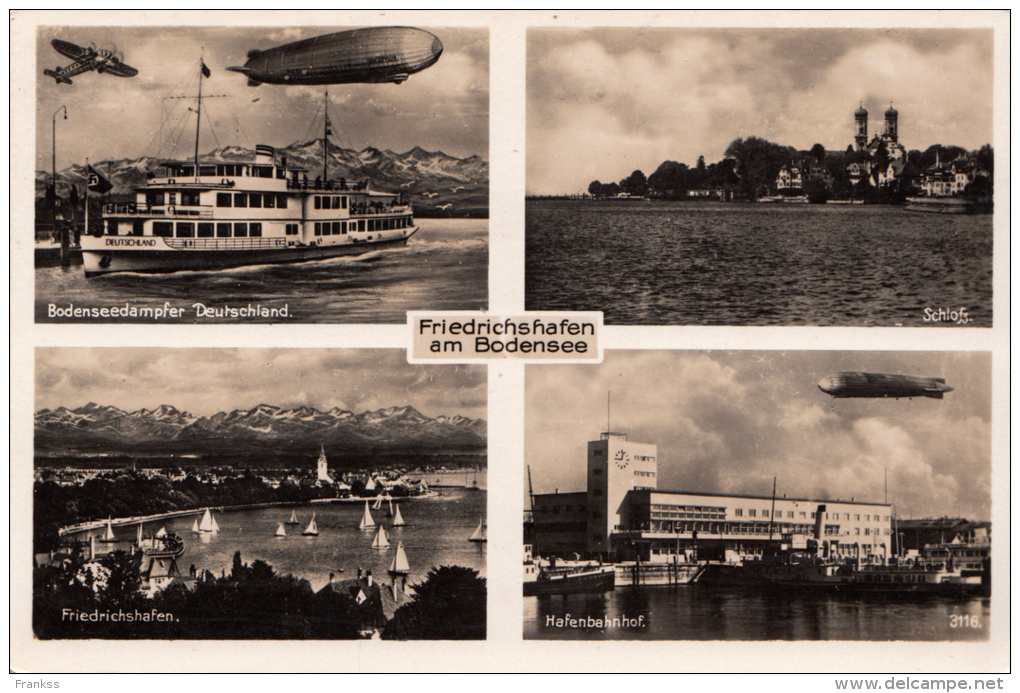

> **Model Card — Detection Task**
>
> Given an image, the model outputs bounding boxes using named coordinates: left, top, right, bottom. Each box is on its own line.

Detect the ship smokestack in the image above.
left=814, top=504, right=826, bottom=541
left=255, top=144, right=275, bottom=166
left=366, top=570, right=373, bottom=587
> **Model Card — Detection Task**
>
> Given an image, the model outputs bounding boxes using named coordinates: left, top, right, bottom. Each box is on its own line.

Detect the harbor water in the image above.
left=524, top=584, right=990, bottom=641
left=100, top=489, right=486, bottom=593
left=525, top=200, right=992, bottom=326
left=36, top=217, right=487, bottom=323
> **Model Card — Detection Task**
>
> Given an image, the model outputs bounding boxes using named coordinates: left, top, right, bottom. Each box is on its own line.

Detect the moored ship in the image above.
left=523, top=544, right=615, bottom=596
left=83, top=144, right=417, bottom=277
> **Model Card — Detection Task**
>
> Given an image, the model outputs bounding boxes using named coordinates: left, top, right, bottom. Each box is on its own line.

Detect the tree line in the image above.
left=34, top=551, right=485, bottom=640
left=587, top=137, right=994, bottom=202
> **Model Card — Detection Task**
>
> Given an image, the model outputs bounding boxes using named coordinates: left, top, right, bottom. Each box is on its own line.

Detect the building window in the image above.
left=787, top=511, right=794, bottom=518
left=152, top=221, right=172, bottom=237
left=216, top=192, right=232, bottom=207
left=762, top=510, right=769, bottom=517
left=197, top=223, right=214, bottom=238
left=749, top=509, right=756, bottom=517
left=263, top=194, right=275, bottom=209
left=216, top=223, right=231, bottom=238
left=332, top=196, right=341, bottom=209
left=180, top=190, right=200, bottom=206
left=277, top=194, right=288, bottom=209
left=249, top=193, right=262, bottom=208
left=249, top=222, right=262, bottom=237
left=234, top=193, right=247, bottom=208
left=175, top=222, right=195, bottom=238
left=234, top=223, right=248, bottom=237
left=734, top=509, right=743, bottom=517
left=799, top=512, right=806, bottom=519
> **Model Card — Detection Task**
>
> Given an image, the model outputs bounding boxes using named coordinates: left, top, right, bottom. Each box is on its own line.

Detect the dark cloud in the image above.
left=526, top=351, right=991, bottom=521
left=527, top=28, right=992, bottom=194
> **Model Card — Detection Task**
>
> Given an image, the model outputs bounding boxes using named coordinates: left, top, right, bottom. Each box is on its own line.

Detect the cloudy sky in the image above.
left=526, top=351, right=991, bottom=521
left=36, top=25, right=488, bottom=172
left=527, top=28, right=993, bottom=195
left=36, top=348, right=487, bottom=421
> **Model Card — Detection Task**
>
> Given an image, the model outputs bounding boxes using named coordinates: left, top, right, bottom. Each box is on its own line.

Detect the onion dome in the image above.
left=885, top=103, right=898, bottom=118
left=855, top=102, right=868, bottom=117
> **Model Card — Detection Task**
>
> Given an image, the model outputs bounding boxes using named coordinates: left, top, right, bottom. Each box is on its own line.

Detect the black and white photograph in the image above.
left=526, top=29, right=994, bottom=326
left=33, top=348, right=487, bottom=640
left=524, top=350, right=991, bottom=641
left=34, top=24, right=488, bottom=323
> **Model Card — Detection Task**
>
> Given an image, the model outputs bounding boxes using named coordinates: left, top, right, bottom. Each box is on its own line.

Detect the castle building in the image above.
left=531, top=430, right=893, bottom=565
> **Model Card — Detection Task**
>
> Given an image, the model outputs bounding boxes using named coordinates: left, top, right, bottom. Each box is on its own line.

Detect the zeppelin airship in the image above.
left=817, top=372, right=954, bottom=399
left=227, top=27, right=443, bottom=86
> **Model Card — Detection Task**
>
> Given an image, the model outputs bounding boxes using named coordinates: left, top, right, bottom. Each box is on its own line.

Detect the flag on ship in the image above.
left=87, top=165, right=112, bottom=194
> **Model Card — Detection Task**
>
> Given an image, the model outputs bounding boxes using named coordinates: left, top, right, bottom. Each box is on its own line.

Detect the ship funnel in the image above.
left=255, top=144, right=275, bottom=165
left=814, top=504, right=826, bottom=542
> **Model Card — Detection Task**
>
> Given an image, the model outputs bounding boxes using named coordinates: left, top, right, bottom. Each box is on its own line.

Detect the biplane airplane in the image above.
left=43, top=39, right=138, bottom=85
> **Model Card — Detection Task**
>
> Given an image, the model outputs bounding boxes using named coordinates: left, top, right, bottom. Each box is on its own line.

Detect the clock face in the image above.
left=613, top=449, right=630, bottom=468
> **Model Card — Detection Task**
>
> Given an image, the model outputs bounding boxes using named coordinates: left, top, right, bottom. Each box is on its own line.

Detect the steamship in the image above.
left=81, top=144, right=417, bottom=277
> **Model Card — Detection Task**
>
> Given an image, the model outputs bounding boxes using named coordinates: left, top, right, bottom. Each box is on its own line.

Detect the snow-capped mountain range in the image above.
left=35, top=402, right=486, bottom=454
left=36, top=140, right=488, bottom=216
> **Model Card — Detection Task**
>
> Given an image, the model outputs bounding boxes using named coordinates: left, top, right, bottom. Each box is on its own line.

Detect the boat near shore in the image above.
left=80, top=73, right=417, bottom=277
left=523, top=545, right=615, bottom=596
left=904, top=196, right=984, bottom=214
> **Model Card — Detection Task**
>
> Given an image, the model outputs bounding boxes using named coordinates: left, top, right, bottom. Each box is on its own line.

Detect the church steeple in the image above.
left=884, top=102, right=899, bottom=141
left=854, top=101, right=869, bottom=151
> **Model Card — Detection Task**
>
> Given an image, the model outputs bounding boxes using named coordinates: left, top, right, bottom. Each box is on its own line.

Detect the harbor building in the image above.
left=531, top=431, right=893, bottom=564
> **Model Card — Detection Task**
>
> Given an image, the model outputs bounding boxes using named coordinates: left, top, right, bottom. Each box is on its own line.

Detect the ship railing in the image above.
left=286, top=179, right=368, bottom=192
left=350, top=205, right=413, bottom=216
left=163, top=237, right=289, bottom=251
left=104, top=204, right=216, bottom=219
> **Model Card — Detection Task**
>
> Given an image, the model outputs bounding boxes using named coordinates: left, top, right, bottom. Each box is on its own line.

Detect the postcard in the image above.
left=10, top=9, right=1009, bottom=678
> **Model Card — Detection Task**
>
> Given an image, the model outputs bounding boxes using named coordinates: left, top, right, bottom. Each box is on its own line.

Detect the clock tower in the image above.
left=586, top=432, right=657, bottom=556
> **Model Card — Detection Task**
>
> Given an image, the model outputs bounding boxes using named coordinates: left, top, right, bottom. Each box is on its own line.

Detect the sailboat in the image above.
left=100, top=518, right=117, bottom=542
left=285, top=509, right=300, bottom=526
left=371, top=524, right=390, bottom=549
left=385, top=495, right=394, bottom=518
left=191, top=517, right=201, bottom=534
left=275, top=522, right=287, bottom=538
left=468, top=518, right=487, bottom=543
left=359, top=501, right=376, bottom=529
left=302, top=513, right=319, bottom=536
left=388, top=541, right=410, bottom=575
left=392, top=503, right=406, bottom=527
left=372, top=495, right=383, bottom=510
left=198, top=509, right=217, bottom=533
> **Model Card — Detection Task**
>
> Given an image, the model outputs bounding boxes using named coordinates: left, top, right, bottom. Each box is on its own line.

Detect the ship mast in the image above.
left=323, top=90, right=330, bottom=184
left=194, top=62, right=203, bottom=181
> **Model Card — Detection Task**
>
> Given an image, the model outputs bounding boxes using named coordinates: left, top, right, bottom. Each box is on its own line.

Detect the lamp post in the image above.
left=52, top=105, right=68, bottom=261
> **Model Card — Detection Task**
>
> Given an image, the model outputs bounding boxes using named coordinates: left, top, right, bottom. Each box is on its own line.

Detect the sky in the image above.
left=527, top=28, right=994, bottom=195
left=525, top=351, right=991, bottom=521
left=35, top=348, right=487, bottom=421
left=36, top=25, right=489, bottom=172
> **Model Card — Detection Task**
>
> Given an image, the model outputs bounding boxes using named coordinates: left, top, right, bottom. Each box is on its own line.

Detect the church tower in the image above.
left=316, top=445, right=334, bottom=483
left=884, top=103, right=899, bottom=142
left=854, top=102, right=869, bottom=151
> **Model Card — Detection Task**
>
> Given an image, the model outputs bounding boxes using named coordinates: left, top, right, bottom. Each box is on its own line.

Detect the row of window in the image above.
left=313, top=195, right=348, bottom=210
left=146, top=191, right=201, bottom=207
left=216, top=192, right=290, bottom=209
left=152, top=221, right=263, bottom=238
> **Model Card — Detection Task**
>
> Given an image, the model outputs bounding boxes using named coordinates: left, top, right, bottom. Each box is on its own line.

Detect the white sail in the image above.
left=211, top=514, right=220, bottom=533
left=136, top=523, right=144, bottom=546
left=389, top=541, right=410, bottom=573
left=101, top=518, right=116, bottom=541
left=192, top=517, right=200, bottom=534
left=372, top=495, right=383, bottom=510
left=360, top=502, right=376, bottom=529
left=392, top=503, right=405, bottom=526
left=155, top=526, right=167, bottom=538
left=372, top=524, right=389, bottom=549
left=287, top=509, right=299, bottom=525
left=468, top=518, right=487, bottom=542
left=303, top=514, right=319, bottom=536
left=276, top=522, right=286, bottom=537
left=198, top=509, right=214, bottom=532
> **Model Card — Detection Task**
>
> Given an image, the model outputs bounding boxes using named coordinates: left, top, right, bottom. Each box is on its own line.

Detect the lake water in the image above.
left=36, top=218, right=488, bottom=323
left=524, top=584, right=990, bottom=641
left=525, top=200, right=992, bottom=326
left=117, top=489, right=486, bottom=592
